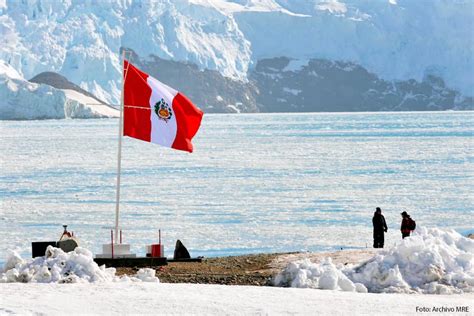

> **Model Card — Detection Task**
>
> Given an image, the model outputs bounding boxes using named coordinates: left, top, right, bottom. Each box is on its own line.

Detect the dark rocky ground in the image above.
left=115, top=249, right=378, bottom=286
left=116, top=253, right=285, bottom=286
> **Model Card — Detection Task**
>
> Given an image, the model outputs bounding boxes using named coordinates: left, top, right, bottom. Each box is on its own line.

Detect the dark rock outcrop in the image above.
left=173, top=240, right=191, bottom=260
left=29, top=72, right=107, bottom=105
left=127, top=51, right=473, bottom=113
left=250, top=57, right=473, bottom=112
left=57, top=239, right=79, bottom=253
left=123, top=49, right=259, bottom=113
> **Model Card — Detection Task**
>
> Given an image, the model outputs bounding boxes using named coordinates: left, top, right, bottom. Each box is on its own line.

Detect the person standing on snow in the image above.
left=372, top=207, right=388, bottom=248
left=400, top=211, right=416, bottom=239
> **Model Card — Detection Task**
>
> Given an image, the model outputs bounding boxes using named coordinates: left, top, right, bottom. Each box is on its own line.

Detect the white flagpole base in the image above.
left=95, top=243, right=136, bottom=259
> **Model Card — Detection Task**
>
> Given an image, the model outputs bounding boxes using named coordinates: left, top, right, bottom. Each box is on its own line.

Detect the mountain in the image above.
left=251, top=57, right=473, bottom=112
left=0, top=0, right=472, bottom=113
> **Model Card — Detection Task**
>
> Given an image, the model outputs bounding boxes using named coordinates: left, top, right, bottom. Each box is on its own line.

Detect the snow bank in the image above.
left=0, top=246, right=159, bottom=284
left=274, top=257, right=368, bottom=293
left=275, top=228, right=474, bottom=294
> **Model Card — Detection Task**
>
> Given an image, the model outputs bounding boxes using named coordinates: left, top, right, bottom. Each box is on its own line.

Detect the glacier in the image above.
left=0, top=0, right=472, bottom=107
left=0, top=60, right=119, bottom=119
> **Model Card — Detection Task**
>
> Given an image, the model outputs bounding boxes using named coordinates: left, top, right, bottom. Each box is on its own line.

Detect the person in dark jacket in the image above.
left=372, top=207, right=388, bottom=248
left=400, top=211, right=414, bottom=239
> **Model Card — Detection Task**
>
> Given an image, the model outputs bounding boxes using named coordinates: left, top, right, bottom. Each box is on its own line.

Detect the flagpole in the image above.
left=114, top=49, right=126, bottom=242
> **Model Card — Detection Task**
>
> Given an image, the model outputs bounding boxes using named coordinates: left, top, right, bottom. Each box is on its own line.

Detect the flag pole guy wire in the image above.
left=115, top=49, right=132, bottom=243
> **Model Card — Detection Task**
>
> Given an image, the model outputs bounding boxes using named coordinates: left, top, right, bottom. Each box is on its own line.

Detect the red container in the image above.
left=151, top=244, right=163, bottom=257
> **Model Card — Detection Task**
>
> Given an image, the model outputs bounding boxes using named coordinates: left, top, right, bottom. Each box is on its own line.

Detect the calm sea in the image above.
left=1, top=112, right=473, bottom=261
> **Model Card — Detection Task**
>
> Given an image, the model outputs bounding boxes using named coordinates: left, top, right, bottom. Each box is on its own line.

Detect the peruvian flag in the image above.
left=123, top=60, right=203, bottom=153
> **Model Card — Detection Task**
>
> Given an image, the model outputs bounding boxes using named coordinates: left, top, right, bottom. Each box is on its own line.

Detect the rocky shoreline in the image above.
left=116, top=249, right=378, bottom=286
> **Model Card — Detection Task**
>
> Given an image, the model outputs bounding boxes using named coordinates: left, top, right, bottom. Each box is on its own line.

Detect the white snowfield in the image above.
left=0, top=61, right=118, bottom=120
left=1, top=282, right=472, bottom=315
left=1, top=0, right=472, bottom=104
left=63, top=89, right=118, bottom=118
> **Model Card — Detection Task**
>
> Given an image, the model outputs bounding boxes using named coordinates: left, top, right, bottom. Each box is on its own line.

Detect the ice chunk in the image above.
left=275, top=228, right=474, bottom=294
left=136, top=268, right=160, bottom=283
left=0, top=246, right=159, bottom=284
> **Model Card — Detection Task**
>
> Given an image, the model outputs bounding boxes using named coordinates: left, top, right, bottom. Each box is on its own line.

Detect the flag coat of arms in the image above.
left=123, top=60, right=203, bottom=153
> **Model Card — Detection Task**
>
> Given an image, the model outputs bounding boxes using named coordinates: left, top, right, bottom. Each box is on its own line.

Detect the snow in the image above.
left=233, top=0, right=474, bottom=96
left=283, top=87, right=301, bottom=96
left=0, top=59, right=21, bottom=80
left=135, top=268, right=160, bottom=282
left=0, top=243, right=472, bottom=314
left=0, top=111, right=472, bottom=313
left=316, top=0, right=348, bottom=15
left=0, top=276, right=472, bottom=315
left=0, top=246, right=158, bottom=284
left=0, top=236, right=472, bottom=314
left=226, top=104, right=241, bottom=113
left=0, top=62, right=118, bottom=119
left=63, top=89, right=119, bottom=118
left=283, top=59, right=309, bottom=72
left=189, top=0, right=308, bottom=16
left=1, top=0, right=472, bottom=105
left=0, top=0, right=252, bottom=104
left=275, top=228, right=474, bottom=294
left=0, top=67, right=67, bottom=120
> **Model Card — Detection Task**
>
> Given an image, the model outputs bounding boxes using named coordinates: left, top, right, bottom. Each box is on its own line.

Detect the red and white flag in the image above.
left=123, top=60, right=203, bottom=153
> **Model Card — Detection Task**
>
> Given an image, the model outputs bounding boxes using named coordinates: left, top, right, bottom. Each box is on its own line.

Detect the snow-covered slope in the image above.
left=0, top=0, right=472, bottom=109
left=251, top=57, right=473, bottom=112
left=0, top=61, right=118, bottom=119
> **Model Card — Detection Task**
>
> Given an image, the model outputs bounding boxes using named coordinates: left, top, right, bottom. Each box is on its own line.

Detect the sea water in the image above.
left=0, top=112, right=473, bottom=261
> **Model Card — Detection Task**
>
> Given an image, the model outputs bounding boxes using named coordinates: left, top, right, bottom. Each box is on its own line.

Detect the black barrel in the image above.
left=31, top=241, right=57, bottom=258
